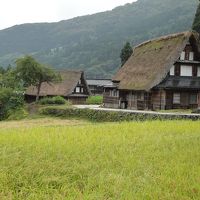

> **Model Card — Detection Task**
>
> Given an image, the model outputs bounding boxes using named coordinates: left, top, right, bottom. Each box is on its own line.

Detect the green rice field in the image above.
left=0, top=119, right=200, bottom=199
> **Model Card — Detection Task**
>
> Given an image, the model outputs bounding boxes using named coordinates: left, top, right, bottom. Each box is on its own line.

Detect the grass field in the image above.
left=0, top=119, right=200, bottom=199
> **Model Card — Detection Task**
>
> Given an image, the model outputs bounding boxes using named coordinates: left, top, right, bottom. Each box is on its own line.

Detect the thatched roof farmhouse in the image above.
left=26, top=70, right=90, bottom=104
left=104, top=31, right=200, bottom=110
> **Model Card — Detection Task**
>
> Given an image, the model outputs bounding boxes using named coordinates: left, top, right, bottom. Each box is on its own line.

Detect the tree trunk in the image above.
left=36, top=82, right=42, bottom=102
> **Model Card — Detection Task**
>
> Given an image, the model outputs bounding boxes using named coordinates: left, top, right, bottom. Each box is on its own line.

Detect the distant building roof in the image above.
left=87, top=79, right=113, bottom=87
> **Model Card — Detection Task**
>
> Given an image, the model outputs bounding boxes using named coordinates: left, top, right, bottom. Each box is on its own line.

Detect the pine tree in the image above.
left=192, top=1, right=200, bottom=33
left=120, top=42, right=133, bottom=66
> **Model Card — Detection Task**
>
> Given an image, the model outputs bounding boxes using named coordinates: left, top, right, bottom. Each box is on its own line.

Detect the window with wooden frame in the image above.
left=189, top=94, right=198, bottom=104
left=170, top=65, right=175, bottom=76
left=180, top=65, right=192, bottom=76
left=173, top=93, right=180, bottom=104
left=75, top=87, right=80, bottom=93
left=113, top=90, right=119, bottom=97
left=189, top=52, right=194, bottom=61
left=197, top=67, right=200, bottom=77
left=180, top=52, right=185, bottom=60
left=110, top=89, right=119, bottom=97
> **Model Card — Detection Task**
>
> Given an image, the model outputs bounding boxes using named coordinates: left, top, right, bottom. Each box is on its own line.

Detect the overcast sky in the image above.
left=0, top=0, right=137, bottom=30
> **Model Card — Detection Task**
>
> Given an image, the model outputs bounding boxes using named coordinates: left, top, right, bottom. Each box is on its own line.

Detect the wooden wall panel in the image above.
left=151, top=90, right=166, bottom=110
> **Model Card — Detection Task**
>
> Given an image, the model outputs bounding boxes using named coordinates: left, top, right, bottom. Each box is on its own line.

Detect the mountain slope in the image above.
left=0, top=0, right=198, bottom=78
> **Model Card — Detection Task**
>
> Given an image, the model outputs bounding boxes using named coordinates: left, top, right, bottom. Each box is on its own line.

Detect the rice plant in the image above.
left=0, top=120, right=200, bottom=199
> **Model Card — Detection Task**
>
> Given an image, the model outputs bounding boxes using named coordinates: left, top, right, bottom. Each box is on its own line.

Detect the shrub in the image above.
left=0, top=88, right=25, bottom=120
left=39, top=96, right=66, bottom=105
left=7, top=108, right=28, bottom=120
left=86, top=95, right=103, bottom=105
left=52, top=96, right=66, bottom=104
left=39, top=97, right=55, bottom=105
left=8, top=91, right=24, bottom=109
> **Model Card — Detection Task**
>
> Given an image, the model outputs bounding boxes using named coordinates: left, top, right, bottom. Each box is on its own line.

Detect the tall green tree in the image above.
left=0, top=67, right=25, bottom=120
left=0, top=69, right=19, bottom=89
left=120, top=42, right=133, bottom=66
left=0, top=65, right=23, bottom=89
left=192, top=1, right=200, bottom=33
left=15, top=56, right=60, bottom=102
left=0, top=66, right=5, bottom=74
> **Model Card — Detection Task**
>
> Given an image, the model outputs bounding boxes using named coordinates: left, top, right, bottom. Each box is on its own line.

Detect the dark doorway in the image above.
left=121, top=101, right=128, bottom=109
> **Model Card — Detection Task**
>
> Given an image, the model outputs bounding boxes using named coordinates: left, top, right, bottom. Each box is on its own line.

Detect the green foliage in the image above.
left=52, top=96, right=67, bottom=105
left=0, top=0, right=198, bottom=78
left=15, top=56, right=60, bottom=87
left=40, top=107, right=200, bottom=122
left=15, top=56, right=61, bottom=101
left=192, top=2, right=200, bottom=32
left=39, top=97, right=54, bottom=105
left=120, top=42, right=133, bottom=66
left=0, top=88, right=25, bottom=120
left=86, top=95, right=103, bottom=105
left=15, top=56, right=41, bottom=87
left=7, top=107, right=28, bottom=120
left=0, top=69, right=23, bottom=89
left=0, top=65, right=23, bottom=90
left=0, top=65, right=12, bottom=74
left=0, top=64, right=25, bottom=120
left=39, top=96, right=67, bottom=105
left=0, top=87, right=13, bottom=104
left=0, top=66, right=5, bottom=74
left=1, top=121, right=200, bottom=199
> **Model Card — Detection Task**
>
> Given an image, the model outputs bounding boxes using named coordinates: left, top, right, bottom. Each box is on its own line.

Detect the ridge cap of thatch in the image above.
left=134, top=31, right=192, bottom=50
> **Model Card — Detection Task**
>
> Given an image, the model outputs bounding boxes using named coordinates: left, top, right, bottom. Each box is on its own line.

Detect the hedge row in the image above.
left=40, top=107, right=200, bottom=122
left=39, top=96, right=67, bottom=105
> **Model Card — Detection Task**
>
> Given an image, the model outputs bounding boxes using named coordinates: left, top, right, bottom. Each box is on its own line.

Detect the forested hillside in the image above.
left=0, top=0, right=198, bottom=78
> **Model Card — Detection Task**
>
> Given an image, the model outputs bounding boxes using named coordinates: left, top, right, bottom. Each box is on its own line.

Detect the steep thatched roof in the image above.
left=26, top=70, right=89, bottom=97
left=113, top=31, right=200, bottom=91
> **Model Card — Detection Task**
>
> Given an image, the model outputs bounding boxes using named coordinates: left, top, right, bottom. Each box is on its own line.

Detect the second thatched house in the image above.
left=26, top=70, right=90, bottom=104
left=104, top=31, right=200, bottom=110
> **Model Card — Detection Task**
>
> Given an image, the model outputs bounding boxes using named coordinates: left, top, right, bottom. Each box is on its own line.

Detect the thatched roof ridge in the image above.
left=26, top=70, right=88, bottom=97
left=113, top=31, right=200, bottom=91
